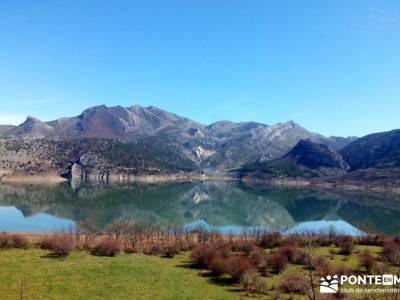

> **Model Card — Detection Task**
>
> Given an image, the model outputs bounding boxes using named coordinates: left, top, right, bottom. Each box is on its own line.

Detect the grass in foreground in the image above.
left=1, top=231, right=400, bottom=299
left=0, top=244, right=396, bottom=300
left=0, top=249, right=246, bottom=300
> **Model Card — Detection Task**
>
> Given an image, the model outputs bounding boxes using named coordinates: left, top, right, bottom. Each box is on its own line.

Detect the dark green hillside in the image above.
left=340, top=129, right=400, bottom=170
left=237, top=139, right=348, bottom=178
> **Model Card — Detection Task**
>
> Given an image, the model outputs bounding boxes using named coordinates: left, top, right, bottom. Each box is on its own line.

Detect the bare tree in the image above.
left=303, top=233, right=318, bottom=300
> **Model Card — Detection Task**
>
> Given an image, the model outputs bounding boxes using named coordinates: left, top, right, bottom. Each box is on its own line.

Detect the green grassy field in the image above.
left=0, top=245, right=395, bottom=300
left=0, top=249, right=243, bottom=300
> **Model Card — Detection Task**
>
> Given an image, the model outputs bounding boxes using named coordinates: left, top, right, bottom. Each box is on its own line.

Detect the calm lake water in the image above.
left=0, top=181, right=399, bottom=235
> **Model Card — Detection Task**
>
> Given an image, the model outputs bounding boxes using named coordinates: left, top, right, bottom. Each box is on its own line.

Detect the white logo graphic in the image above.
left=383, top=275, right=393, bottom=285
left=320, top=275, right=339, bottom=293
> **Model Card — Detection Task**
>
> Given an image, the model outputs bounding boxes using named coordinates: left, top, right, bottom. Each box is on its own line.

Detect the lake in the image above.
left=0, top=181, right=399, bottom=235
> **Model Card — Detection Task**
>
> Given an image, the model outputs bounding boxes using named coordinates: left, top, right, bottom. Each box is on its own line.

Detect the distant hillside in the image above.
left=0, top=105, right=356, bottom=178
left=325, top=136, right=358, bottom=150
left=237, top=139, right=349, bottom=179
left=340, top=129, right=400, bottom=170
left=0, top=138, right=197, bottom=180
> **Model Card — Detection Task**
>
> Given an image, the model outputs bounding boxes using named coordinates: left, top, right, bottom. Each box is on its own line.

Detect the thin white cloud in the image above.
left=0, top=114, right=26, bottom=125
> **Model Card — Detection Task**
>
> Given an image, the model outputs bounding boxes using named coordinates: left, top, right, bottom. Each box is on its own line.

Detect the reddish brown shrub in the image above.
left=0, top=233, right=30, bottom=249
left=0, top=233, right=12, bottom=249
left=358, top=234, right=384, bottom=246
left=359, top=250, right=377, bottom=273
left=208, top=256, right=227, bottom=276
left=176, top=240, right=194, bottom=251
left=226, top=256, right=255, bottom=282
left=279, top=235, right=301, bottom=247
left=190, top=241, right=230, bottom=268
left=280, top=274, right=309, bottom=294
left=258, top=232, right=282, bottom=248
left=40, top=235, right=76, bottom=257
left=337, top=236, right=353, bottom=255
left=143, top=243, right=162, bottom=256
left=249, top=248, right=264, bottom=266
left=313, top=255, right=331, bottom=277
left=266, top=253, right=288, bottom=274
left=277, top=245, right=306, bottom=264
left=11, top=235, right=30, bottom=249
left=231, top=239, right=256, bottom=255
left=123, top=246, right=137, bottom=254
left=381, top=241, right=400, bottom=266
left=392, top=235, right=400, bottom=244
left=81, top=235, right=96, bottom=251
left=162, top=243, right=181, bottom=258
left=90, top=238, right=122, bottom=257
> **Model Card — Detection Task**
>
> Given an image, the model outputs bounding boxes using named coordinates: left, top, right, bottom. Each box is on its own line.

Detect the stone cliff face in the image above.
left=0, top=138, right=197, bottom=182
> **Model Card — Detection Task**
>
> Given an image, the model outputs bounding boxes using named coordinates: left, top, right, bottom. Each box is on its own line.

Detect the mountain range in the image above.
left=0, top=104, right=399, bottom=192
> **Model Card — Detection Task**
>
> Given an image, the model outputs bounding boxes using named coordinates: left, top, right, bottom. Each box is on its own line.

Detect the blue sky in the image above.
left=0, top=0, right=399, bottom=137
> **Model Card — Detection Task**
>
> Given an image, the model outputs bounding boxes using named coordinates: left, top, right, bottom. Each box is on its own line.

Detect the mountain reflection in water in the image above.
left=0, top=181, right=399, bottom=235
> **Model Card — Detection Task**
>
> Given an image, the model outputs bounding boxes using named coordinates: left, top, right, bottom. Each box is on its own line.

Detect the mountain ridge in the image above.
left=0, top=104, right=356, bottom=174
left=1, top=104, right=399, bottom=194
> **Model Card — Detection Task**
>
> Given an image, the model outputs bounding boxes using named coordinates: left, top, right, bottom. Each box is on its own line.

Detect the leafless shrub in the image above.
left=0, top=233, right=31, bottom=249
left=231, top=239, right=256, bottom=255
left=226, top=256, right=255, bottom=282
left=280, top=274, right=309, bottom=295
left=143, top=243, right=162, bottom=256
left=190, top=240, right=230, bottom=268
left=313, top=255, right=331, bottom=277
left=162, top=243, right=181, bottom=258
left=0, top=233, right=30, bottom=249
left=240, top=270, right=267, bottom=294
left=90, top=238, right=122, bottom=257
left=359, top=250, right=377, bottom=273
left=40, top=235, right=76, bottom=257
left=277, top=245, right=306, bottom=264
left=11, top=235, right=30, bottom=249
left=248, top=248, right=264, bottom=266
left=208, top=256, right=227, bottom=276
left=266, top=252, right=288, bottom=274
left=123, top=246, right=137, bottom=254
left=381, top=240, right=400, bottom=266
left=358, top=234, right=384, bottom=246
left=258, top=232, right=282, bottom=248
left=337, top=236, right=354, bottom=255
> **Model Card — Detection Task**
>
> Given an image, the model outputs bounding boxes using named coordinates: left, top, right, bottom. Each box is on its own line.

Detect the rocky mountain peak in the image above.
left=22, top=116, right=46, bottom=125
left=6, top=116, right=54, bottom=139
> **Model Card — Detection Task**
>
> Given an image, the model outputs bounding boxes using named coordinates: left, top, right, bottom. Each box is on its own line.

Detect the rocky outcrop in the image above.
left=6, top=116, right=54, bottom=139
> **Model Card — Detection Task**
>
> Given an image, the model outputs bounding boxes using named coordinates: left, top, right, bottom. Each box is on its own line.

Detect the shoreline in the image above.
left=0, top=171, right=399, bottom=196
left=0, top=174, right=68, bottom=184
left=240, top=176, right=400, bottom=195
left=0, top=171, right=234, bottom=185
